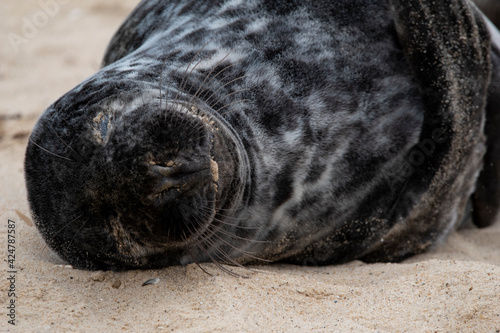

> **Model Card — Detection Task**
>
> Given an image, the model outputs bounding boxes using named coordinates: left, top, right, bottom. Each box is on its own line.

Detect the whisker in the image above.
left=164, top=62, right=186, bottom=123
left=203, top=75, right=248, bottom=107
left=208, top=216, right=260, bottom=230
left=206, top=224, right=272, bottom=263
left=190, top=206, right=271, bottom=264
left=198, top=63, right=236, bottom=101
left=48, top=124, right=80, bottom=159
left=193, top=230, right=249, bottom=277
left=209, top=88, right=251, bottom=110
left=158, top=49, right=179, bottom=111
left=183, top=118, right=208, bottom=138
left=209, top=223, right=268, bottom=244
left=217, top=99, right=250, bottom=115
left=188, top=248, right=213, bottom=276
left=186, top=51, right=233, bottom=110
left=204, top=249, right=245, bottom=278
left=181, top=213, right=232, bottom=275
left=173, top=38, right=215, bottom=104
left=197, top=208, right=260, bottom=232
left=66, top=218, right=90, bottom=250
left=29, top=138, right=74, bottom=162
left=196, top=204, right=261, bottom=230
left=199, top=239, right=251, bottom=278
left=42, top=214, right=82, bottom=255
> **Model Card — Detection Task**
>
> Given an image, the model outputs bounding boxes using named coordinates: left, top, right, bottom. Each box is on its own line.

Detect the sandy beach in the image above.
left=1, top=1, right=499, bottom=332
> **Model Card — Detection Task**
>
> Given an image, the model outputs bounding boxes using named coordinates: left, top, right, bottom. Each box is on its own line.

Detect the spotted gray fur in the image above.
left=25, top=0, right=500, bottom=270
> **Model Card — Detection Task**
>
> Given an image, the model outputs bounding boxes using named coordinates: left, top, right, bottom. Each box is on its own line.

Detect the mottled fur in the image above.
left=25, top=0, right=500, bottom=270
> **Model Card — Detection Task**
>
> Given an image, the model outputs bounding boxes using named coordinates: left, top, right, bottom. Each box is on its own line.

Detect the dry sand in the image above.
left=1, top=1, right=499, bottom=332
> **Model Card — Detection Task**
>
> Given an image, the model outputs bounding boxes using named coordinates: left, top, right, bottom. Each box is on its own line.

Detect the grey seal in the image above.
left=25, top=0, right=500, bottom=270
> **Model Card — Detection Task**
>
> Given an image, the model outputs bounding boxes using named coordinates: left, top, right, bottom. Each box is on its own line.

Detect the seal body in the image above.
left=25, top=0, right=500, bottom=270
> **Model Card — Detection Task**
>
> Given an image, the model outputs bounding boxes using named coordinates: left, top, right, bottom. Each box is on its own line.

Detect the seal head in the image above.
left=25, top=88, right=246, bottom=270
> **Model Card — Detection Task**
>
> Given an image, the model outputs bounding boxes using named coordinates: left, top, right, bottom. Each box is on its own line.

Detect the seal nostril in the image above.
left=148, top=162, right=213, bottom=204
left=150, top=165, right=177, bottom=177
left=155, top=178, right=183, bottom=193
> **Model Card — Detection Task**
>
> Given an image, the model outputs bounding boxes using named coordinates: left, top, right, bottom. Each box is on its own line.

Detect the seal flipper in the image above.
left=472, top=15, right=500, bottom=227
left=361, top=0, right=491, bottom=262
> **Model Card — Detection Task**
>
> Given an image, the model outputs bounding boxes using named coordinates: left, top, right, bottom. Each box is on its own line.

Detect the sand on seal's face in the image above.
left=0, top=0, right=499, bottom=331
